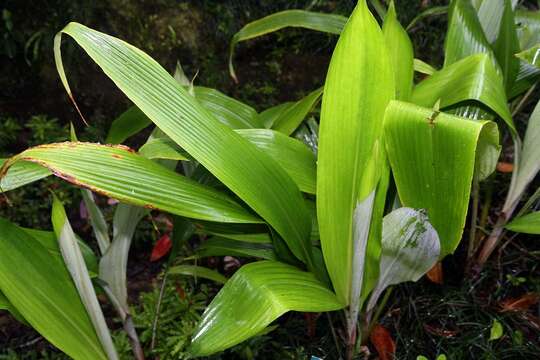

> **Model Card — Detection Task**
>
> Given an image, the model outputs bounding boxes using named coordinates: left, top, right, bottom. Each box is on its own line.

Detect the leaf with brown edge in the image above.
left=370, top=324, right=396, bottom=360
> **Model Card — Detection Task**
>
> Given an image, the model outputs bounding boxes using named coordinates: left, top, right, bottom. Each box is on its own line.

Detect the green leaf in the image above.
left=489, top=319, right=504, bottom=340
left=106, top=106, right=151, bottom=145
left=383, top=1, right=414, bottom=100
left=193, top=87, right=262, bottom=129
left=0, top=158, right=50, bottom=192
left=195, top=237, right=276, bottom=260
left=228, top=10, right=347, bottom=80
left=168, top=264, right=228, bottom=284
left=56, top=23, right=313, bottom=269
left=317, top=0, right=394, bottom=305
left=505, top=211, right=540, bottom=234
left=516, top=10, right=540, bottom=50
left=477, top=0, right=504, bottom=43
left=516, top=44, right=540, bottom=68
left=0, top=290, right=26, bottom=323
left=0, top=217, right=107, bottom=359
left=138, top=137, right=189, bottom=161
left=406, top=5, right=448, bottom=31
left=366, top=208, right=440, bottom=312
left=51, top=194, right=118, bottom=360
left=194, top=221, right=271, bottom=243
left=411, top=53, right=515, bottom=134
left=384, top=101, right=499, bottom=256
left=445, top=0, right=496, bottom=67
left=267, top=88, right=323, bottom=135
left=189, top=261, right=343, bottom=356
left=505, top=99, right=540, bottom=212
left=81, top=190, right=110, bottom=255
left=0, top=142, right=259, bottom=224
left=413, top=58, right=437, bottom=75
left=493, top=0, right=519, bottom=93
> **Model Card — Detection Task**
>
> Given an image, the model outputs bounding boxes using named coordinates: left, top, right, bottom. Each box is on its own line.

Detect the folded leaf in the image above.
left=384, top=101, right=499, bottom=256
left=189, top=261, right=343, bottom=356
left=505, top=211, right=540, bottom=234
left=317, top=0, right=394, bottom=305
left=0, top=142, right=259, bottom=224
left=411, top=53, right=515, bottom=134
left=228, top=10, right=347, bottom=80
left=0, top=217, right=107, bottom=359
left=51, top=195, right=118, bottom=360
left=56, top=23, right=313, bottom=268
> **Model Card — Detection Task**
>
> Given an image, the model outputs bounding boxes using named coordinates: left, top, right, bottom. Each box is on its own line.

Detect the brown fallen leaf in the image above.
left=370, top=324, right=396, bottom=360
left=497, top=162, right=514, bottom=173
left=426, top=262, right=443, bottom=284
left=424, top=323, right=458, bottom=338
left=500, top=293, right=540, bottom=313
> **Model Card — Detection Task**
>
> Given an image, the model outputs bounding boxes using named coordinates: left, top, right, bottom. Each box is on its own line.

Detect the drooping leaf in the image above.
left=99, top=203, right=147, bottom=310
left=195, top=236, right=276, bottom=260
left=265, top=88, right=323, bottom=135
left=0, top=158, right=50, bottom=192
left=444, top=0, right=496, bottom=67
left=366, top=208, right=440, bottom=312
left=51, top=195, right=118, bottom=360
left=411, top=53, right=515, bottom=134
left=383, top=1, right=414, bottom=100
left=0, top=142, right=259, bottom=224
left=168, top=264, right=228, bottom=284
left=228, top=10, right=347, bottom=80
left=0, top=217, right=107, bottom=359
left=56, top=23, right=313, bottom=268
left=504, top=99, right=540, bottom=212
left=317, top=0, right=394, bottom=305
left=384, top=101, right=499, bottom=256
left=406, top=5, right=448, bottom=31
left=106, top=106, right=151, bottom=145
left=505, top=211, right=540, bottom=234
left=189, top=261, right=343, bottom=356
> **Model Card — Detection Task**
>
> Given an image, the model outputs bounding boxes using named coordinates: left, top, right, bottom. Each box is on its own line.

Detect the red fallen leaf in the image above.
left=423, top=323, right=458, bottom=338
left=497, top=162, right=514, bottom=173
left=150, top=234, right=172, bottom=262
left=370, top=324, right=396, bottom=360
left=426, top=262, right=443, bottom=284
left=500, top=293, right=540, bottom=313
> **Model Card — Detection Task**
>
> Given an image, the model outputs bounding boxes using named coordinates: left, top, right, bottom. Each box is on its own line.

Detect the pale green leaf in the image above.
left=384, top=101, right=499, bottom=256
left=489, top=319, right=504, bottom=340
left=81, top=190, right=110, bottom=255
left=505, top=211, right=540, bottom=234
left=413, top=58, right=437, bottom=75
left=317, top=0, right=394, bottom=305
left=228, top=10, right=346, bottom=80
left=0, top=217, right=107, bottom=359
left=477, top=0, right=504, bottom=43
left=516, top=44, right=540, bottom=68
left=189, top=261, right=343, bottom=356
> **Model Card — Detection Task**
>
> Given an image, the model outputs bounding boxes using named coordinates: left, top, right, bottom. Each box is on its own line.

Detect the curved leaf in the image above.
left=105, top=106, right=151, bottom=145
left=55, top=23, right=313, bottom=268
left=189, top=261, right=343, bottom=356
left=384, top=101, right=499, bottom=256
left=413, top=58, right=437, bottom=75
left=0, top=142, right=259, bottom=224
left=317, top=0, right=394, bottom=305
left=406, top=5, right=448, bottom=31
left=268, top=88, right=323, bottom=135
left=228, top=10, right=347, bottom=80
left=169, top=264, right=228, bottom=284
left=0, top=158, right=50, bottom=192
left=505, top=211, right=540, bottom=234
left=138, top=137, right=189, bottom=161
left=196, top=236, right=276, bottom=260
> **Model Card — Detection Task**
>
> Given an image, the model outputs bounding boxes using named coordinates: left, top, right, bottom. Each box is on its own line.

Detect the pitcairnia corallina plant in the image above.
left=1, top=0, right=538, bottom=358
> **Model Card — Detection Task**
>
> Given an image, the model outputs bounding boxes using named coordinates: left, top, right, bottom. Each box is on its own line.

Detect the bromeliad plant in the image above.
left=0, top=0, right=536, bottom=358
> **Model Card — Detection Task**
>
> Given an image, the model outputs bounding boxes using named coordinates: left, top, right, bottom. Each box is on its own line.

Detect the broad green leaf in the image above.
left=489, top=319, right=504, bottom=340
left=99, top=204, right=147, bottom=310
left=493, top=0, right=519, bottom=93
left=406, top=5, right=448, bottom=31
left=477, top=0, right=504, bottom=43
left=445, top=0, right=495, bottom=67
left=138, top=137, right=189, bottom=161
left=317, top=0, right=394, bottom=305
left=168, top=264, right=228, bottom=284
left=516, top=44, right=540, bottom=68
left=384, top=101, right=499, bottom=256
left=228, top=10, right=347, bottom=80
left=189, top=261, right=343, bottom=356
left=0, top=158, right=50, bottom=192
left=411, top=53, right=515, bottom=134
left=51, top=195, right=118, bottom=360
left=196, top=237, right=276, bottom=260
left=193, top=87, right=261, bottom=129
left=0, top=217, right=107, bottom=359
left=505, top=211, right=540, bottom=234
left=106, top=106, right=151, bottom=145
left=22, top=227, right=98, bottom=276
left=366, top=208, right=440, bottom=312
left=0, top=290, right=26, bottom=323
left=82, top=190, right=110, bottom=255
left=236, top=129, right=316, bottom=194
left=56, top=23, right=313, bottom=269
left=505, top=99, right=540, bottom=212
left=267, top=88, right=323, bottom=135
left=383, top=1, right=414, bottom=100
left=413, top=58, right=437, bottom=75
left=0, top=143, right=259, bottom=224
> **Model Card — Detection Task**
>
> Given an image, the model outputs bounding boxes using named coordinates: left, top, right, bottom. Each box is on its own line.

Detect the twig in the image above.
left=150, top=270, right=169, bottom=350
left=467, top=178, right=480, bottom=261
left=326, top=312, right=343, bottom=360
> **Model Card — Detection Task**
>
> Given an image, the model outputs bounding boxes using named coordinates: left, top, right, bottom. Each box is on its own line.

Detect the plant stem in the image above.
left=326, top=312, right=343, bottom=360
left=467, top=178, right=480, bottom=260
left=345, top=307, right=358, bottom=360
left=150, top=270, right=169, bottom=350
left=367, top=287, right=393, bottom=336
left=476, top=213, right=508, bottom=266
